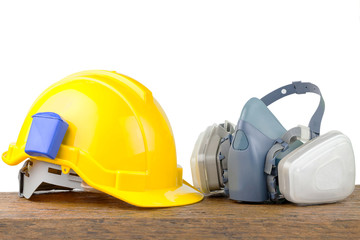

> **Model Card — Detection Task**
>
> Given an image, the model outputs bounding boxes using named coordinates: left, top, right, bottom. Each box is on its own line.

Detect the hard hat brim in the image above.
left=101, top=180, right=204, bottom=208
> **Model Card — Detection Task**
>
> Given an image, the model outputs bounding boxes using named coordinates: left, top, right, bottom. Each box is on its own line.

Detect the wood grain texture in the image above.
left=0, top=186, right=359, bottom=239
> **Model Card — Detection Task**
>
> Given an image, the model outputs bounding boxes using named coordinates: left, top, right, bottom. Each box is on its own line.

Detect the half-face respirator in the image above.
left=191, top=81, right=355, bottom=204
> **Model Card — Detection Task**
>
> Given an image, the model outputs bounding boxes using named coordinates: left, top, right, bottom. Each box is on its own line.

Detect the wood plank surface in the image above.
left=0, top=186, right=359, bottom=239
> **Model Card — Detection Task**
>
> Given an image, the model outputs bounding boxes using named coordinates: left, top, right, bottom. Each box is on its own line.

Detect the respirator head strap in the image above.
left=260, top=81, right=325, bottom=136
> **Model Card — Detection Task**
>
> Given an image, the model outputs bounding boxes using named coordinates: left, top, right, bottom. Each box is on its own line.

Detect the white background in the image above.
left=0, top=0, right=359, bottom=192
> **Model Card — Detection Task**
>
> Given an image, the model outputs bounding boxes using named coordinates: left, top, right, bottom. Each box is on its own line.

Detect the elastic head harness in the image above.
left=261, top=81, right=325, bottom=202
left=261, top=81, right=325, bottom=137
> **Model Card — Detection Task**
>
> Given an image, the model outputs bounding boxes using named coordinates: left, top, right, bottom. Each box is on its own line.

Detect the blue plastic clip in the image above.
left=25, top=112, right=69, bottom=159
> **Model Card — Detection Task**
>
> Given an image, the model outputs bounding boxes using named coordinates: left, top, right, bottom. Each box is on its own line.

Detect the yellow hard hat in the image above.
left=2, top=70, right=203, bottom=207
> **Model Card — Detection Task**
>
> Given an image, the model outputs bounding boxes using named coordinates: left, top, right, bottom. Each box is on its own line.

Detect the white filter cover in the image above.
left=278, top=131, right=355, bottom=204
left=190, top=124, right=216, bottom=193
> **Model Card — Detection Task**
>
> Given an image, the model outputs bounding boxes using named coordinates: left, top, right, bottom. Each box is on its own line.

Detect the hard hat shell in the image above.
left=2, top=70, right=203, bottom=207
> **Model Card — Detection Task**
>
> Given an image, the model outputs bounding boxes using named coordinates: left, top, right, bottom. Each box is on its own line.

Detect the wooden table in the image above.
left=0, top=186, right=359, bottom=239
